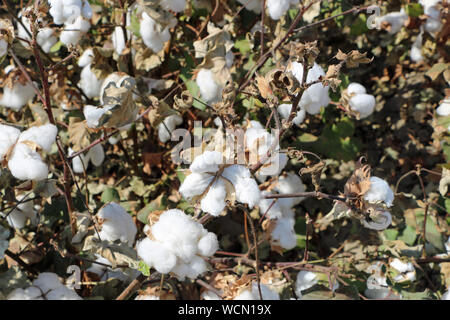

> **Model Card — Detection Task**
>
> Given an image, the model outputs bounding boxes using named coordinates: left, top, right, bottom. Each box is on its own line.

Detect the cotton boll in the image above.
left=158, top=114, right=183, bottom=143
left=196, top=68, right=221, bottom=103
left=0, top=124, right=20, bottom=159
left=201, top=290, right=222, bottom=300
left=179, top=172, right=214, bottom=199
left=197, top=233, right=219, bottom=257
left=0, top=82, right=36, bottom=111
left=87, top=143, right=105, bottom=167
left=190, top=150, right=223, bottom=173
left=46, top=286, right=83, bottom=300
left=140, top=12, right=170, bottom=53
left=375, top=9, right=408, bottom=34
left=267, top=0, right=291, bottom=20
left=172, top=255, right=209, bottom=280
left=137, top=238, right=178, bottom=273
left=362, top=211, right=392, bottom=231
left=222, top=165, right=261, bottom=208
left=234, top=289, right=255, bottom=300
left=234, top=282, right=280, bottom=300
left=60, top=16, right=90, bottom=46
left=2, top=195, right=36, bottom=229
left=349, top=93, right=376, bottom=119
left=87, top=254, right=130, bottom=282
left=295, top=271, right=318, bottom=295
left=78, top=49, right=94, bottom=67
left=18, top=123, right=57, bottom=152
left=112, top=26, right=127, bottom=55
left=83, top=105, right=107, bottom=128
left=8, top=143, right=49, bottom=181
left=160, top=0, right=186, bottom=12
left=436, top=99, right=450, bottom=116
left=200, top=179, right=227, bottom=216
left=442, top=290, right=450, bottom=300
left=33, top=272, right=66, bottom=293
left=258, top=193, right=284, bottom=219
left=347, top=82, right=366, bottom=95
left=36, top=28, right=57, bottom=53
left=78, top=65, right=104, bottom=99
left=225, top=50, right=234, bottom=68
left=411, top=32, right=424, bottom=63
left=272, top=216, right=297, bottom=250
left=390, top=258, right=416, bottom=282
left=275, top=172, right=306, bottom=206
left=364, top=176, right=394, bottom=207
left=97, top=202, right=137, bottom=245
left=277, top=104, right=305, bottom=126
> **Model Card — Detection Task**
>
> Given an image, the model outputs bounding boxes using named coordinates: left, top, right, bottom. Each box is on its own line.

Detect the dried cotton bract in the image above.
left=136, top=209, right=219, bottom=280
left=0, top=123, right=57, bottom=181
left=97, top=202, right=137, bottom=245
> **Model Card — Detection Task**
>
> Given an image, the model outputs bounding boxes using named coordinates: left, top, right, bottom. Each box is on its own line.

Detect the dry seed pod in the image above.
left=174, top=90, right=193, bottom=110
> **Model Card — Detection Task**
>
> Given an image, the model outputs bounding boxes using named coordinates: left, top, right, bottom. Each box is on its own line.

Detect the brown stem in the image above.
left=263, top=191, right=347, bottom=202
left=116, top=273, right=147, bottom=300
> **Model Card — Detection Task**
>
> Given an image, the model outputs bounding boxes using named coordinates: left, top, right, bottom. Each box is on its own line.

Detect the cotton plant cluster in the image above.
left=0, top=123, right=57, bottom=181
left=0, top=65, right=36, bottom=111
left=179, top=151, right=261, bottom=216
left=48, top=0, right=92, bottom=46
left=97, top=202, right=137, bottom=245
left=259, top=172, right=306, bottom=249
left=136, top=209, right=219, bottom=280
left=0, top=195, right=37, bottom=229
left=7, top=272, right=82, bottom=300
left=361, top=177, right=395, bottom=231
left=17, top=10, right=57, bottom=53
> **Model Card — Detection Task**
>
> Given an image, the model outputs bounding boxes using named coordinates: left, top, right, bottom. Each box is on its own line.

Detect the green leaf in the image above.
left=398, top=225, right=417, bottom=246
left=137, top=194, right=167, bottom=224
left=101, top=187, right=120, bottom=203
left=406, top=4, right=424, bottom=18
left=138, top=261, right=151, bottom=276
left=384, top=229, right=399, bottom=241
left=235, top=38, right=251, bottom=55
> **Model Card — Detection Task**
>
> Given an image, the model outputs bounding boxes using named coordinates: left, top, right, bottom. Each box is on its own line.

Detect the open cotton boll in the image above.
left=420, top=0, right=443, bottom=33
left=18, top=123, right=58, bottom=152
left=160, top=0, right=186, bottom=12
left=275, top=172, right=306, bottom=206
left=36, top=28, right=57, bottom=53
left=196, top=68, right=222, bottom=103
left=277, top=104, right=305, bottom=126
left=83, top=105, right=107, bottom=128
left=171, top=255, right=209, bottom=279
left=237, top=0, right=263, bottom=13
left=222, top=165, right=261, bottom=208
left=69, top=147, right=88, bottom=174
left=197, top=233, right=219, bottom=257
left=267, top=0, right=291, bottom=20
left=7, top=287, right=44, bottom=300
left=140, top=12, right=171, bottom=53
left=48, top=0, right=91, bottom=25
left=158, top=114, right=183, bottom=143
left=349, top=94, right=376, bottom=119
left=112, top=26, right=127, bottom=55
left=1, top=195, right=37, bottom=229
left=364, top=177, right=394, bottom=207
left=190, top=150, right=223, bottom=173
left=390, top=258, right=416, bottom=282
left=8, top=143, right=50, bottom=181
left=179, top=172, right=214, bottom=199
left=60, top=16, right=91, bottom=46
left=0, top=82, right=36, bottom=111
left=290, top=62, right=330, bottom=115
left=436, top=99, right=450, bottom=116
left=375, top=9, right=408, bottom=34
left=234, top=282, right=280, bottom=300
left=87, top=254, right=130, bottom=282
left=272, top=216, right=297, bottom=250
left=79, top=65, right=103, bottom=99
left=137, top=238, right=177, bottom=273
left=78, top=48, right=94, bottom=67
left=295, top=271, right=318, bottom=296
left=0, top=124, right=20, bottom=159
left=97, top=202, right=137, bottom=245
left=200, top=178, right=227, bottom=216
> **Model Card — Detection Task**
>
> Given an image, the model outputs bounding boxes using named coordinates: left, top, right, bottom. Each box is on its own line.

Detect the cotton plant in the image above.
left=288, top=62, right=331, bottom=115
left=68, top=144, right=105, bottom=174
left=234, top=282, right=280, bottom=300
left=97, top=202, right=137, bottom=245
left=48, top=0, right=92, bottom=46
left=77, top=49, right=104, bottom=99
left=244, top=120, right=288, bottom=182
left=0, top=65, right=36, bottom=111
left=294, top=271, right=318, bottom=298
left=7, top=272, right=82, bottom=300
left=178, top=150, right=261, bottom=216
left=136, top=209, right=219, bottom=280
left=158, top=114, right=183, bottom=143
left=0, top=123, right=57, bottom=181
left=0, top=195, right=37, bottom=229
left=341, top=82, right=377, bottom=119
left=259, top=172, right=306, bottom=250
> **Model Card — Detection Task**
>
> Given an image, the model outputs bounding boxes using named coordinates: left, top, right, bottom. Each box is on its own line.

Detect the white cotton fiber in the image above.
left=7, top=287, right=43, bottom=300
left=295, top=271, right=318, bottom=295
left=137, top=209, right=219, bottom=279
left=0, top=81, right=36, bottom=111
left=140, top=12, right=171, bottom=53
left=78, top=66, right=103, bottom=99
left=160, top=0, right=186, bottom=12
left=275, top=172, right=306, bottom=206
left=88, top=143, right=105, bottom=167
left=222, top=165, right=261, bottom=208
left=436, top=99, right=450, bottom=116
left=234, top=282, right=280, bottom=300
left=271, top=216, right=297, bottom=250
left=112, top=26, right=127, bottom=55
left=0, top=124, right=20, bottom=159
left=60, top=16, right=91, bottom=46
left=190, top=150, right=223, bottom=173
left=196, top=68, right=222, bottom=103
left=267, top=0, right=291, bottom=20
left=83, top=105, right=107, bottom=128
left=97, top=202, right=137, bottom=245
left=36, top=28, right=57, bottom=53
left=69, top=147, right=87, bottom=174
left=0, top=39, right=7, bottom=58
left=363, top=176, right=394, bottom=207
left=8, top=144, right=49, bottom=180
left=375, top=9, right=408, bottom=34
left=179, top=172, right=214, bottom=199
left=200, top=178, right=227, bottom=216
left=349, top=94, right=376, bottom=119
left=277, top=104, right=306, bottom=126
left=18, top=123, right=58, bottom=152
left=411, top=32, right=424, bottom=63
left=1, top=195, right=37, bottom=229
left=158, top=114, right=183, bottom=143
left=347, top=82, right=366, bottom=95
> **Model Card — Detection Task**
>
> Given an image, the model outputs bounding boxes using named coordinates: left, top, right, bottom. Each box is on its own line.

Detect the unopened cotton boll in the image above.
left=277, top=104, right=306, bottom=126
left=158, top=114, right=183, bottom=143
left=140, top=12, right=171, bottom=53
left=196, top=68, right=222, bottom=103
left=290, top=62, right=330, bottom=114
left=160, top=0, right=187, bottom=12
left=0, top=81, right=36, bottom=111
left=97, top=202, right=137, bottom=245
left=364, top=176, right=394, bottom=207
left=295, top=271, right=318, bottom=296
